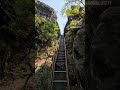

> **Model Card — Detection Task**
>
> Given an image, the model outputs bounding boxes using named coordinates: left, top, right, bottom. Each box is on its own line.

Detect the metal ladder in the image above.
left=52, top=35, right=70, bottom=90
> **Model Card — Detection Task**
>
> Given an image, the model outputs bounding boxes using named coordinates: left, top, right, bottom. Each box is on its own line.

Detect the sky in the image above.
left=39, top=0, right=68, bottom=35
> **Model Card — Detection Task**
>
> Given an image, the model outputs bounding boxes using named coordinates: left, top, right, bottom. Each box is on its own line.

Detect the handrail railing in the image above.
left=64, top=36, right=70, bottom=90
left=51, top=35, right=70, bottom=90
left=51, top=36, right=61, bottom=90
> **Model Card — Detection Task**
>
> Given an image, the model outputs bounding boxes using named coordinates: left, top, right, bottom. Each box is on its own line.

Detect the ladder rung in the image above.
left=54, top=71, right=66, bottom=73
left=56, top=60, right=65, bottom=62
left=58, top=54, right=65, bottom=56
left=53, top=80, right=67, bottom=83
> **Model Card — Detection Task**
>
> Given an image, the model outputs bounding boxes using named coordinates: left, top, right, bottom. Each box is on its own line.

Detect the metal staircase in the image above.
left=52, top=35, right=70, bottom=90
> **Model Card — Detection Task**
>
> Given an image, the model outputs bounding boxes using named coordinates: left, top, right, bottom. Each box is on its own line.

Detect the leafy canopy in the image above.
left=40, top=20, right=59, bottom=42
left=35, top=0, right=59, bottom=43
left=35, top=15, right=59, bottom=42
left=66, top=6, right=80, bottom=17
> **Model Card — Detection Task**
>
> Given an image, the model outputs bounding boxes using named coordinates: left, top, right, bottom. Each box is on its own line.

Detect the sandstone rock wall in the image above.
left=65, top=0, right=120, bottom=90
left=65, top=19, right=85, bottom=90
left=37, top=1, right=57, bottom=22
left=86, top=6, right=120, bottom=90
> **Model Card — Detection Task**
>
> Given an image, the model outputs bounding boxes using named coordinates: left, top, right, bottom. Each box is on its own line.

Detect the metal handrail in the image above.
left=51, top=36, right=61, bottom=90
left=51, top=35, right=70, bottom=90
left=64, top=36, right=70, bottom=90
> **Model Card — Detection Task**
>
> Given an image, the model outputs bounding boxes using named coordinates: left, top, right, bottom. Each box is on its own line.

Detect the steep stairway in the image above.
left=52, top=35, right=69, bottom=90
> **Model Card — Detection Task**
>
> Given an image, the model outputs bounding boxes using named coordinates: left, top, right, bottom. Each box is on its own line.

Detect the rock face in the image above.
left=87, top=6, right=120, bottom=90
left=65, top=0, right=120, bottom=90
left=65, top=18, right=85, bottom=89
left=37, top=1, right=60, bottom=37
left=37, top=1, right=57, bottom=22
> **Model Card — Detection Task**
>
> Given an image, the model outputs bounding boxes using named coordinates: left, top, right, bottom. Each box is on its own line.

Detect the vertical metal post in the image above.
left=51, top=36, right=61, bottom=90
left=64, top=36, right=70, bottom=90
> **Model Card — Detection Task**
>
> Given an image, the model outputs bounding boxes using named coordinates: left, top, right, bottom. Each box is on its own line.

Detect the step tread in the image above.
left=54, top=71, right=66, bottom=73
left=56, top=60, right=65, bottom=62
left=53, top=80, right=67, bottom=83
left=58, top=54, right=65, bottom=55
left=57, top=58, right=65, bottom=60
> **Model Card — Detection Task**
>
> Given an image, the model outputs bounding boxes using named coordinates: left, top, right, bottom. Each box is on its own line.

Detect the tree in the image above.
left=61, top=0, right=85, bottom=16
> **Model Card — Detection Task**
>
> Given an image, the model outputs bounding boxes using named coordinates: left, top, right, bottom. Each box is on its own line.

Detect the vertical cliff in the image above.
left=35, top=1, right=60, bottom=90
left=85, top=1, right=120, bottom=89
left=64, top=5, right=85, bottom=89
left=64, top=0, right=120, bottom=90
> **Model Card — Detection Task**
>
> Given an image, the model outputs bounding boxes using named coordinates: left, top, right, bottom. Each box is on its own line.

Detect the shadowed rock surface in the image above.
left=64, top=0, right=120, bottom=90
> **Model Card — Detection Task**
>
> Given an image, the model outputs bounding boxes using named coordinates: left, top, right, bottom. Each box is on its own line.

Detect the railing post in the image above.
left=64, top=36, right=70, bottom=90
left=51, top=36, right=61, bottom=90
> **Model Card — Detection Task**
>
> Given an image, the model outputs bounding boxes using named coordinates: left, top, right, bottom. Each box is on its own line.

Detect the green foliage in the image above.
left=35, top=66, right=52, bottom=90
left=35, top=15, right=41, bottom=27
left=35, top=1, right=59, bottom=89
left=66, top=6, right=80, bottom=17
left=61, top=0, right=84, bottom=16
left=41, top=20, right=59, bottom=41
left=35, top=0, right=59, bottom=45
left=62, top=1, right=85, bottom=31
left=70, top=20, right=79, bottom=28
left=35, top=15, right=59, bottom=44
left=70, top=20, right=78, bottom=26
left=65, top=6, right=84, bottom=30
